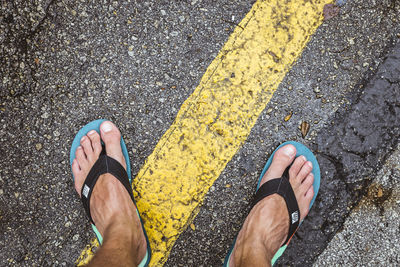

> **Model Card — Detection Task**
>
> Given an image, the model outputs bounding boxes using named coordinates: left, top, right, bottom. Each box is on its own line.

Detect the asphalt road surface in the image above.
left=0, top=0, right=399, bottom=266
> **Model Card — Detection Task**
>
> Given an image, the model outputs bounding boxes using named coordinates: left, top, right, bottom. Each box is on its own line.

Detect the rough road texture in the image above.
left=166, top=1, right=400, bottom=266
left=0, top=0, right=55, bottom=97
left=315, top=143, right=400, bottom=266
left=1, top=0, right=400, bottom=266
left=0, top=0, right=255, bottom=265
left=285, top=39, right=400, bottom=266
left=129, top=1, right=329, bottom=265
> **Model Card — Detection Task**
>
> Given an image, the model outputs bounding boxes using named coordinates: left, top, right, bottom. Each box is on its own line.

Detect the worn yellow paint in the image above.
left=77, top=0, right=330, bottom=265
left=76, top=239, right=98, bottom=265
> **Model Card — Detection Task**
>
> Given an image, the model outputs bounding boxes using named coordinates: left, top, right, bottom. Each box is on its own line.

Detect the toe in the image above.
left=100, top=121, right=126, bottom=169
left=296, top=161, right=313, bottom=183
left=80, top=136, right=94, bottom=161
left=301, top=173, right=314, bottom=195
left=87, top=130, right=102, bottom=156
left=297, top=173, right=314, bottom=220
left=75, top=146, right=87, bottom=166
left=72, top=159, right=83, bottom=196
left=261, top=144, right=296, bottom=184
left=305, top=186, right=314, bottom=201
left=302, top=186, right=314, bottom=217
left=288, top=155, right=306, bottom=179
left=72, top=158, right=81, bottom=174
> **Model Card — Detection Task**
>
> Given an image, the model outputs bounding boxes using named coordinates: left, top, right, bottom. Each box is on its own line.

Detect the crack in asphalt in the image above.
left=0, top=0, right=56, bottom=98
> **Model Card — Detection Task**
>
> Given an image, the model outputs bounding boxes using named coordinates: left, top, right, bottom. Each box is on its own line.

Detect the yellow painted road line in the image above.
left=77, top=0, right=331, bottom=265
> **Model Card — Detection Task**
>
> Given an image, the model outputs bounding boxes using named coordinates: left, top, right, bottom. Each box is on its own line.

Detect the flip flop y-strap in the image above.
left=252, top=168, right=300, bottom=245
left=81, top=153, right=134, bottom=225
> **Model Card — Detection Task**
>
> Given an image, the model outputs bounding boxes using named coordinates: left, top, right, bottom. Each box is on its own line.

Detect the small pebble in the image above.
left=36, top=143, right=43, bottom=151
left=41, top=112, right=49, bottom=119
left=73, top=234, right=79, bottom=241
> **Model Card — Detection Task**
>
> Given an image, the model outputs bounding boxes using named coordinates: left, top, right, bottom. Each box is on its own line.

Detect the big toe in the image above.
left=260, top=144, right=296, bottom=185
left=100, top=121, right=126, bottom=170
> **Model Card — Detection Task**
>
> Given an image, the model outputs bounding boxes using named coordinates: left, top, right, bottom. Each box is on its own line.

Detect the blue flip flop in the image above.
left=224, top=141, right=320, bottom=266
left=69, top=119, right=151, bottom=267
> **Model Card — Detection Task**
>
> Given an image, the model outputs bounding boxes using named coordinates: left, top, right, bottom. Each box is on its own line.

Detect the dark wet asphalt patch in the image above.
left=278, top=40, right=400, bottom=266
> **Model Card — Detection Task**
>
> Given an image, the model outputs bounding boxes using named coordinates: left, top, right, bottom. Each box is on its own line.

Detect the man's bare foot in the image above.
left=71, top=121, right=147, bottom=265
left=231, top=144, right=314, bottom=267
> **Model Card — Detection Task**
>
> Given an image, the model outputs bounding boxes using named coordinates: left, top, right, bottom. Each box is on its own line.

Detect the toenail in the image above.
left=81, top=136, right=86, bottom=142
left=101, top=121, right=113, bottom=133
left=283, top=145, right=296, bottom=157
left=77, top=146, right=82, bottom=150
left=307, top=161, right=313, bottom=168
left=300, top=155, right=306, bottom=161
left=88, top=130, right=96, bottom=135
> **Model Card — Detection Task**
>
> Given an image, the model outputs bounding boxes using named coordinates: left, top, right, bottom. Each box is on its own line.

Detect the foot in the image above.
left=231, top=144, right=314, bottom=267
left=72, top=121, right=147, bottom=265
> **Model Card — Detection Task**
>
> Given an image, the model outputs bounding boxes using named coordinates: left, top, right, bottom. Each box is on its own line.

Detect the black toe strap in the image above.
left=252, top=168, right=300, bottom=245
left=81, top=154, right=134, bottom=225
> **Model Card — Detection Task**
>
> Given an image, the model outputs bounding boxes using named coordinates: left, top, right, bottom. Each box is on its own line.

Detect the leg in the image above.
left=72, top=121, right=147, bottom=266
left=231, top=144, right=314, bottom=266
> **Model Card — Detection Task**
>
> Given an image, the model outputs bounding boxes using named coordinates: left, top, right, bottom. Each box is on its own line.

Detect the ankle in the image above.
left=102, top=216, right=133, bottom=237
left=102, top=219, right=146, bottom=260
left=233, top=233, right=272, bottom=266
left=233, top=195, right=289, bottom=266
